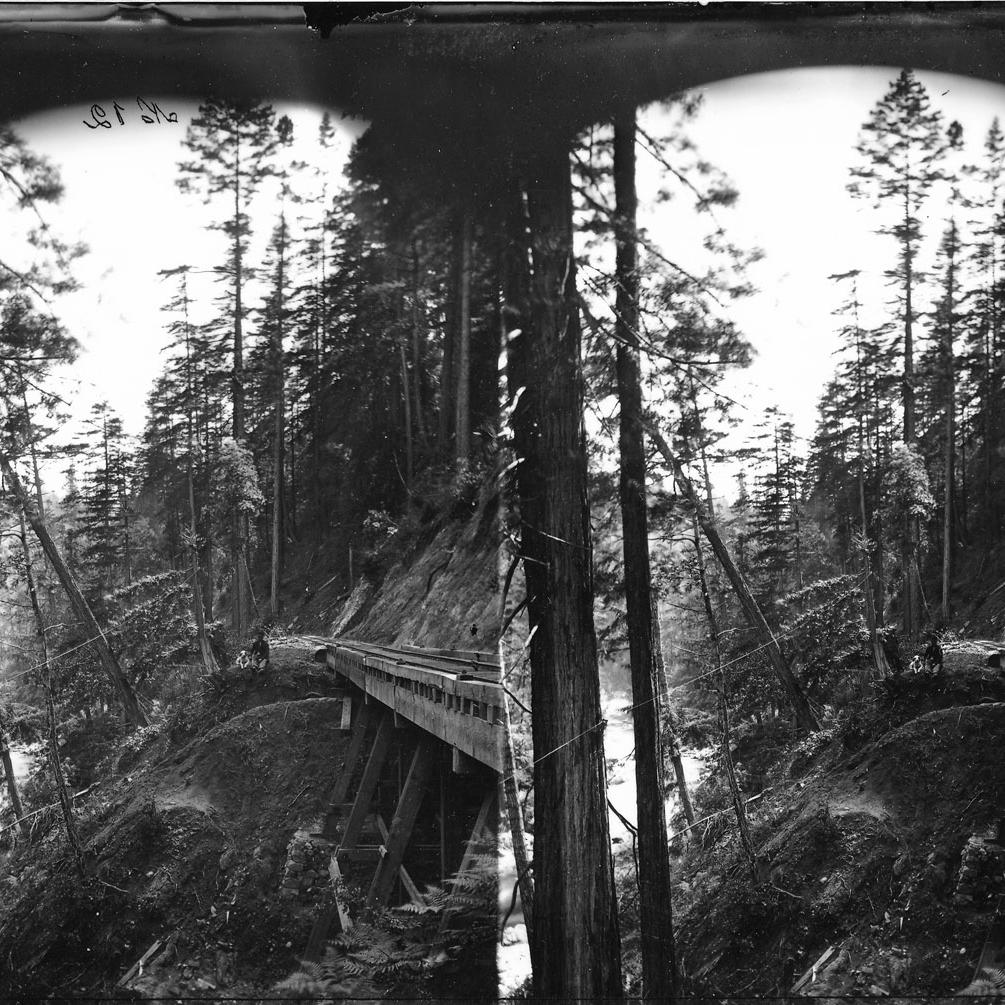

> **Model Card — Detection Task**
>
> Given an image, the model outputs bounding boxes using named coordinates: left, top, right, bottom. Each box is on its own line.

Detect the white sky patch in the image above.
left=12, top=99, right=362, bottom=473
left=669, top=66, right=1005, bottom=451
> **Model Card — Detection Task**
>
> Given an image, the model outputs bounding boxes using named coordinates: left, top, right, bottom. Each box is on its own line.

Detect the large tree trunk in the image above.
left=454, top=204, right=473, bottom=470
left=505, top=152, right=623, bottom=1000
left=0, top=452, right=147, bottom=728
left=646, top=426, right=819, bottom=733
left=613, top=110, right=677, bottom=1001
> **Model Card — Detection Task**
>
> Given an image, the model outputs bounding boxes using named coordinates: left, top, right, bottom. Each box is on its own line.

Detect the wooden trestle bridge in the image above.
left=302, top=637, right=504, bottom=961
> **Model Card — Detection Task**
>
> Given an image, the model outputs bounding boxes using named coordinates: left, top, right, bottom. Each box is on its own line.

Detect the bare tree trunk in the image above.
left=313, top=297, right=324, bottom=538
left=717, top=676, right=757, bottom=876
left=689, top=510, right=758, bottom=877
left=902, top=198, right=921, bottom=640
left=454, top=204, right=473, bottom=470
left=860, top=464, right=890, bottom=680
left=232, top=156, right=249, bottom=639
left=1, top=732, right=29, bottom=839
left=43, top=667, right=84, bottom=874
left=288, top=402, right=297, bottom=538
left=646, top=425, right=819, bottom=733
left=941, top=224, right=957, bottom=623
left=613, top=109, right=677, bottom=1001
left=500, top=692, right=538, bottom=965
left=410, top=238, right=428, bottom=447
left=505, top=153, right=623, bottom=1000
left=651, top=592, right=695, bottom=826
left=271, top=310, right=285, bottom=619
left=852, top=301, right=890, bottom=680
left=439, top=223, right=458, bottom=459
left=1, top=453, right=147, bottom=727
left=188, top=464, right=219, bottom=675
left=16, top=507, right=84, bottom=872
left=400, top=342, right=414, bottom=490
left=179, top=273, right=220, bottom=673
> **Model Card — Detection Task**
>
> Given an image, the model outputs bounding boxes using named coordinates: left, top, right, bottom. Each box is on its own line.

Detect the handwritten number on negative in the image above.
left=83, top=104, right=111, bottom=129
left=83, top=100, right=178, bottom=129
left=137, top=98, right=179, bottom=125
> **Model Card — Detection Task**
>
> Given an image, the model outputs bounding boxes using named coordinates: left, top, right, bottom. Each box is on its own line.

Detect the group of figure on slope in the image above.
left=236, top=628, right=271, bottom=673
left=907, top=633, right=944, bottom=676
left=879, top=627, right=944, bottom=678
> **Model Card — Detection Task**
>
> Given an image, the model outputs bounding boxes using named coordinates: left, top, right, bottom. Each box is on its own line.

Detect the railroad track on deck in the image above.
left=301, top=635, right=501, bottom=684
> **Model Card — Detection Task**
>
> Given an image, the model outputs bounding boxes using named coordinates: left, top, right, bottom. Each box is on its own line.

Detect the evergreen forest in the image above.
left=1, top=44, right=1004, bottom=1003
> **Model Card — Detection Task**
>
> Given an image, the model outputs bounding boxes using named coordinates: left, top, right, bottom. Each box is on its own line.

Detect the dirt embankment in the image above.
left=676, top=657, right=1005, bottom=1000
left=305, top=481, right=501, bottom=651
left=0, top=644, right=356, bottom=1000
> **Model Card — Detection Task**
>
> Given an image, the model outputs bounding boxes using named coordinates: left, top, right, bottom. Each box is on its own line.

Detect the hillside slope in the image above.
left=675, top=652, right=1005, bottom=1000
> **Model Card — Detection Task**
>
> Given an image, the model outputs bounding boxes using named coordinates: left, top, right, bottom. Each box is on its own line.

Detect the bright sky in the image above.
left=11, top=66, right=1005, bottom=470
left=13, top=98, right=360, bottom=463
left=651, top=66, right=1005, bottom=452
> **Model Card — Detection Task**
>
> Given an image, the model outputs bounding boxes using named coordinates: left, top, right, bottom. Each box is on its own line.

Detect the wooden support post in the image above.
left=339, top=711, right=395, bottom=852
left=439, top=765, right=447, bottom=884
left=116, top=939, right=165, bottom=988
left=340, top=695, right=353, bottom=729
left=375, top=813, right=428, bottom=907
left=451, top=746, right=476, bottom=775
left=328, top=855, right=354, bottom=932
left=365, top=737, right=436, bottom=908
left=303, top=858, right=353, bottom=963
left=322, top=698, right=373, bottom=838
left=439, top=787, right=497, bottom=936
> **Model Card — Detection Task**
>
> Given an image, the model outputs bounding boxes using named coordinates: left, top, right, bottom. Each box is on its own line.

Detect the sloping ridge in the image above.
left=680, top=700, right=1005, bottom=999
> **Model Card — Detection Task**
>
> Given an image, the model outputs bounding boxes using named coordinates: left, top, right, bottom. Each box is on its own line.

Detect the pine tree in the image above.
left=811, top=271, right=898, bottom=675
left=177, top=98, right=278, bottom=636
left=747, top=408, right=803, bottom=613
left=961, top=118, right=1005, bottom=543
left=291, top=113, right=340, bottom=534
left=151, top=267, right=220, bottom=672
left=849, top=69, right=950, bottom=638
left=612, top=107, right=677, bottom=1001
left=921, top=218, right=965, bottom=621
left=77, top=403, right=133, bottom=598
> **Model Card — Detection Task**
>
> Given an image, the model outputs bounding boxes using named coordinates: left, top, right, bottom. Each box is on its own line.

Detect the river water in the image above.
left=1, top=743, right=36, bottom=810
left=497, top=682, right=707, bottom=994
